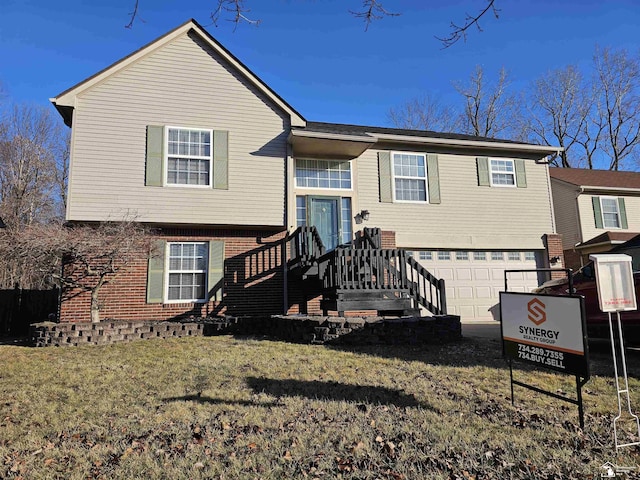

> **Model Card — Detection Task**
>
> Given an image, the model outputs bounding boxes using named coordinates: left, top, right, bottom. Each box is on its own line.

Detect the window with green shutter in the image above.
left=145, top=125, right=228, bottom=189
left=146, top=240, right=225, bottom=304
left=378, top=151, right=441, bottom=204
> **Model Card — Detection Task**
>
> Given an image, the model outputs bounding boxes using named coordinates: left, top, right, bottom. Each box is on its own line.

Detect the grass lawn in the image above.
left=1, top=334, right=639, bottom=479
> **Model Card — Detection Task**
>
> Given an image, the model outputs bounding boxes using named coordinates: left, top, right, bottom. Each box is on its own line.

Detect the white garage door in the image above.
left=408, top=250, right=543, bottom=321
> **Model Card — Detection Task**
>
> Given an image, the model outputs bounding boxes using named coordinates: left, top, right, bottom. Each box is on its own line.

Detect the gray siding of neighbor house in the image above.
left=67, top=31, right=289, bottom=226
left=355, top=149, right=555, bottom=250
left=550, top=179, right=582, bottom=250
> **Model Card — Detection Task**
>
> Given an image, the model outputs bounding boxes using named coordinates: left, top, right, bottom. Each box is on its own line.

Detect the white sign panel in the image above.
left=501, top=292, right=588, bottom=376
left=589, top=254, right=637, bottom=313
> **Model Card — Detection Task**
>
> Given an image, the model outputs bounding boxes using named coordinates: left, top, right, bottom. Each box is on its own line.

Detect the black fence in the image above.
left=0, top=287, right=59, bottom=337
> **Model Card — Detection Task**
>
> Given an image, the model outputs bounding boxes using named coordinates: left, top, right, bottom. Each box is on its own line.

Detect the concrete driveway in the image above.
left=462, top=321, right=501, bottom=339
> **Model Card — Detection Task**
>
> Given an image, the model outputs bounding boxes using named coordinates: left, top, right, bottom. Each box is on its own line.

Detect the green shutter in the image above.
left=426, top=153, right=441, bottom=204
left=378, top=151, right=393, bottom=203
left=514, top=159, right=527, bottom=188
left=477, top=157, right=490, bottom=186
left=146, top=126, right=164, bottom=186
left=213, top=130, right=229, bottom=190
left=146, top=239, right=166, bottom=303
left=208, top=241, right=225, bottom=301
left=619, top=198, right=628, bottom=229
left=592, top=196, right=603, bottom=229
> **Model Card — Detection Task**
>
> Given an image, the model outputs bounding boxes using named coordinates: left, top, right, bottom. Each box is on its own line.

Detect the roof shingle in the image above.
left=549, top=167, right=640, bottom=189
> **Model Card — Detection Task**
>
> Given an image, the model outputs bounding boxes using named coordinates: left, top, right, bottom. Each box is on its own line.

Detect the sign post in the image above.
left=500, top=290, right=589, bottom=428
left=589, top=254, right=640, bottom=450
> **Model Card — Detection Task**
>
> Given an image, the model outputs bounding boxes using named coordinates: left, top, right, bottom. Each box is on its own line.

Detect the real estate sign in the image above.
left=589, top=254, right=637, bottom=313
left=501, top=292, right=589, bottom=377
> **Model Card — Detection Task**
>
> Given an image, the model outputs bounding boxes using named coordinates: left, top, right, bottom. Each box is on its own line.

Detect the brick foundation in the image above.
left=59, top=227, right=287, bottom=323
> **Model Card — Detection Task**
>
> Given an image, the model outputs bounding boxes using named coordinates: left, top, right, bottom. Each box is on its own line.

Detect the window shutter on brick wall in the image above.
left=477, top=157, right=490, bottom=186
left=146, top=126, right=164, bottom=186
left=208, top=241, right=225, bottom=301
left=146, top=239, right=166, bottom=303
left=618, top=198, right=628, bottom=229
left=426, top=153, right=441, bottom=204
left=515, top=159, right=527, bottom=188
left=378, top=151, right=393, bottom=203
left=592, top=196, right=603, bottom=229
left=213, top=131, right=229, bottom=190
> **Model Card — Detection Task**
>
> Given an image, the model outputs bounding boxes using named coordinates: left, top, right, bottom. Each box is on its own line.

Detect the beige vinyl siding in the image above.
left=67, top=31, right=288, bottom=226
left=356, top=150, right=555, bottom=250
left=578, top=194, right=640, bottom=242
left=550, top=179, right=581, bottom=249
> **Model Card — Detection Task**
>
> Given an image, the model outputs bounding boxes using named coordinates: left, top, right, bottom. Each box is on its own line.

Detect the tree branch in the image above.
left=435, top=0, right=499, bottom=48
left=349, top=0, right=400, bottom=31
left=125, top=0, right=142, bottom=29
left=210, top=0, right=260, bottom=30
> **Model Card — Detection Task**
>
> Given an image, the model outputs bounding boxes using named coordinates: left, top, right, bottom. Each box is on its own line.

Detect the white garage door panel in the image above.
left=413, top=250, right=541, bottom=321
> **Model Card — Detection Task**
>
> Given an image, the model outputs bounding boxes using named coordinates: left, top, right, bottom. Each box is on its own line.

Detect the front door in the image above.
left=308, top=196, right=340, bottom=251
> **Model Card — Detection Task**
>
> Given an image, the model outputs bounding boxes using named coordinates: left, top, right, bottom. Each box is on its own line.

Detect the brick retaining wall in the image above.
left=30, top=314, right=461, bottom=347
left=31, top=320, right=205, bottom=347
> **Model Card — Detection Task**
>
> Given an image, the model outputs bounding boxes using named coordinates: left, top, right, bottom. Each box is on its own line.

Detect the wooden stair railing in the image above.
left=287, top=226, right=326, bottom=271
left=406, top=255, right=447, bottom=315
left=287, top=226, right=447, bottom=316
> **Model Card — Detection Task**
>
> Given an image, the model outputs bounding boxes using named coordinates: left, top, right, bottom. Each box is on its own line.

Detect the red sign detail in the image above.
left=527, top=298, right=546, bottom=326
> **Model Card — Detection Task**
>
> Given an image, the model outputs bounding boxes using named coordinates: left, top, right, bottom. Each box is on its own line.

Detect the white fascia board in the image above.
left=288, top=129, right=375, bottom=143
left=369, top=132, right=563, bottom=155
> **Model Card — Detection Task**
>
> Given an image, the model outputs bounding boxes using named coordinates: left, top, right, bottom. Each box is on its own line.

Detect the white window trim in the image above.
left=294, top=158, right=353, bottom=191
left=164, top=126, right=213, bottom=188
left=489, top=158, right=516, bottom=188
left=599, top=196, right=622, bottom=229
left=391, top=151, right=429, bottom=203
left=164, top=241, right=208, bottom=304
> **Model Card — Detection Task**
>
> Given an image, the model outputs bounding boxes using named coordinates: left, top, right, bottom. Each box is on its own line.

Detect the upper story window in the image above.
left=593, top=196, right=628, bottom=230
left=490, top=159, right=515, bottom=187
left=393, top=152, right=427, bottom=202
left=295, top=159, right=352, bottom=189
left=600, top=197, right=621, bottom=228
left=476, top=157, right=526, bottom=188
left=166, top=127, right=212, bottom=186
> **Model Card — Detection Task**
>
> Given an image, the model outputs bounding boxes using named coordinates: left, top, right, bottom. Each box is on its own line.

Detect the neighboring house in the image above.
left=549, top=168, right=640, bottom=269
left=50, top=19, right=562, bottom=323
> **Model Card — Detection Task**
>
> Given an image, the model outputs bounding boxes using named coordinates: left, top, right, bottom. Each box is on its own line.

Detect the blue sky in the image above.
left=2, top=0, right=640, bottom=128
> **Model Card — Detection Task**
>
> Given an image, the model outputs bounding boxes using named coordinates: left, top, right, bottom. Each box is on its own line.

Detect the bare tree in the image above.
left=454, top=65, right=517, bottom=138
left=0, top=104, right=65, bottom=229
left=1, top=220, right=154, bottom=322
left=593, top=46, right=640, bottom=170
left=388, top=94, right=458, bottom=132
left=524, top=66, right=592, bottom=168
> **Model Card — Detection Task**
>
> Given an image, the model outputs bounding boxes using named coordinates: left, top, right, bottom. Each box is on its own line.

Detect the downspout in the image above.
left=282, top=140, right=291, bottom=314
left=575, top=187, right=585, bottom=267
left=545, top=163, right=557, bottom=235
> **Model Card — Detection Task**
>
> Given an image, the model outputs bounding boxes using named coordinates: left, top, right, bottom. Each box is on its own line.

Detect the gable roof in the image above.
left=549, top=167, right=640, bottom=190
left=50, top=19, right=305, bottom=127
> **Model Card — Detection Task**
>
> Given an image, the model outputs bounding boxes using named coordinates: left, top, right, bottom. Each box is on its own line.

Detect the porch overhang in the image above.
left=288, top=129, right=375, bottom=159
left=574, top=231, right=640, bottom=253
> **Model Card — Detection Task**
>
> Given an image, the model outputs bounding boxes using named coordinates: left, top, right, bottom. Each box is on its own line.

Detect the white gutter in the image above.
left=579, top=185, right=640, bottom=194
left=369, top=132, right=563, bottom=155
